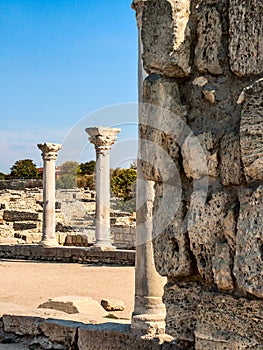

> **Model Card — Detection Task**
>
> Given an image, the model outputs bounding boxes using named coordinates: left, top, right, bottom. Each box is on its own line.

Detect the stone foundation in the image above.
left=0, top=245, right=135, bottom=266
left=0, top=315, right=185, bottom=350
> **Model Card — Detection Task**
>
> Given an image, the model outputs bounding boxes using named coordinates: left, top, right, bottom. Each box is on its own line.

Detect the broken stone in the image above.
left=101, top=299, right=125, bottom=311
left=202, top=89, right=216, bottom=104
left=192, top=76, right=208, bottom=87
left=38, top=296, right=107, bottom=317
left=212, top=243, right=234, bottom=292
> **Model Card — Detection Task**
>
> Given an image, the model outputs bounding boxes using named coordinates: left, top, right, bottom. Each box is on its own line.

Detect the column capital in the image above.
left=85, top=127, right=121, bottom=155
left=37, top=143, right=62, bottom=161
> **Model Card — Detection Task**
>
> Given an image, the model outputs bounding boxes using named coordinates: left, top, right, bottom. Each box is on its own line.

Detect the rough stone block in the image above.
left=142, top=0, right=191, bottom=77
left=220, top=132, right=244, bottom=186
left=240, top=78, right=263, bottom=183
left=38, top=296, right=107, bottom=317
left=3, top=315, right=43, bottom=336
left=229, top=0, right=263, bottom=76
left=13, top=222, right=38, bottom=231
left=101, top=299, right=125, bottom=311
left=212, top=243, right=234, bottom=292
left=3, top=210, right=39, bottom=222
left=40, top=319, right=78, bottom=346
left=234, top=186, right=263, bottom=298
left=195, top=6, right=222, bottom=75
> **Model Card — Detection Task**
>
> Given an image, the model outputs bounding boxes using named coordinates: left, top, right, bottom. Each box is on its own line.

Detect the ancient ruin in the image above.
left=38, top=143, right=62, bottom=246
left=131, top=0, right=263, bottom=348
left=0, top=0, right=262, bottom=349
left=86, top=127, right=121, bottom=250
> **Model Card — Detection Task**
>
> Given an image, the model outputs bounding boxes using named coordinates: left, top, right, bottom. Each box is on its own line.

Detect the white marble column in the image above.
left=131, top=0, right=167, bottom=336
left=85, top=127, right=120, bottom=250
left=38, top=143, right=62, bottom=247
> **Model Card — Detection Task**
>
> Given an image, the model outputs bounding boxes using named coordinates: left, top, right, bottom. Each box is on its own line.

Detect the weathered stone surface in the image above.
left=229, top=0, right=263, bottom=77
left=182, top=132, right=218, bottom=179
left=40, top=319, right=77, bottom=347
left=13, top=222, right=38, bottom=231
left=164, top=283, right=263, bottom=345
left=240, top=78, right=263, bottom=183
left=101, top=299, right=125, bottom=311
left=234, top=186, right=263, bottom=298
left=188, top=191, right=231, bottom=285
left=220, top=131, right=244, bottom=186
left=38, top=296, right=107, bottom=317
left=3, top=315, right=42, bottom=336
left=142, top=0, right=191, bottom=77
left=3, top=210, right=39, bottom=222
left=212, top=243, right=234, bottom=292
left=195, top=6, right=222, bottom=75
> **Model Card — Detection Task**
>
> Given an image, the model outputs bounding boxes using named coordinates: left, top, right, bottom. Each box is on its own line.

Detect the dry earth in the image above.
left=0, top=260, right=135, bottom=321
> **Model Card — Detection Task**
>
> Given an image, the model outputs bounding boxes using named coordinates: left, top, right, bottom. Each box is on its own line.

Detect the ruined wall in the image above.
left=0, top=189, right=135, bottom=249
left=140, top=0, right=263, bottom=347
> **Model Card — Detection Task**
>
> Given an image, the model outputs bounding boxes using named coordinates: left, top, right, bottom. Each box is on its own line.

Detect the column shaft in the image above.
left=38, top=143, right=61, bottom=247
left=95, top=149, right=111, bottom=247
left=85, top=126, right=121, bottom=250
left=42, top=157, right=56, bottom=244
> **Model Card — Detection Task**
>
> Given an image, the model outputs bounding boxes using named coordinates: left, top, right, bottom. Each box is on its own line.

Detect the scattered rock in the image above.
left=101, top=299, right=125, bottom=312
left=38, top=296, right=107, bottom=317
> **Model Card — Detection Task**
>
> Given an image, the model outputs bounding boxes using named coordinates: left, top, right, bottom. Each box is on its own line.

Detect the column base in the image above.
left=131, top=295, right=167, bottom=337
left=90, top=243, right=116, bottom=251
left=40, top=238, right=58, bottom=247
left=131, top=313, right=166, bottom=336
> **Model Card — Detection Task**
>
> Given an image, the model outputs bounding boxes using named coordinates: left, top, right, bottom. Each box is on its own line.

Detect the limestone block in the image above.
left=195, top=6, right=222, bottom=75
left=40, top=319, right=77, bottom=347
left=101, top=299, right=125, bottom=311
left=212, top=243, right=234, bottom=292
left=13, top=222, right=38, bottom=231
left=3, top=210, right=39, bottom=222
left=38, top=296, right=107, bottom=317
left=188, top=191, right=230, bottom=285
left=234, top=186, right=263, bottom=298
left=141, top=75, right=186, bottom=181
left=3, top=315, right=42, bottom=336
left=229, top=0, right=263, bottom=77
left=182, top=132, right=219, bottom=179
left=164, top=283, right=263, bottom=344
left=240, top=78, right=263, bottom=183
left=141, top=0, right=191, bottom=77
left=220, top=132, right=244, bottom=186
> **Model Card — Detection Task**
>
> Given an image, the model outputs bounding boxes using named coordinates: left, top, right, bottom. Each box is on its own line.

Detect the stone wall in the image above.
left=0, top=188, right=135, bottom=249
left=140, top=0, right=263, bottom=348
left=0, top=315, right=182, bottom=350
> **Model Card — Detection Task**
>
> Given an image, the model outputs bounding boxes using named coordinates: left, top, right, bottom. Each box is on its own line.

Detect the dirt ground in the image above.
left=0, top=260, right=135, bottom=320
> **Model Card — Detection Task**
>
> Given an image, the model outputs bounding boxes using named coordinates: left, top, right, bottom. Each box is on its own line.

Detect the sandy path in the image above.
left=0, top=260, right=135, bottom=319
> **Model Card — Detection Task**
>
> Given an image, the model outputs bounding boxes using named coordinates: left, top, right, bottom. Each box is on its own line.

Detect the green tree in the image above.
left=0, top=172, right=6, bottom=180
left=111, top=166, right=137, bottom=201
left=78, top=160, right=96, bottom=175
left=9, top=159, right=39, bottom=179
left=56, top=161, right=79, bottom=189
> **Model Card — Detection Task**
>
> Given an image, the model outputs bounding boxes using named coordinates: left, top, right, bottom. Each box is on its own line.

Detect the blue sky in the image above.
left=0, top=0, right=138, bottom=173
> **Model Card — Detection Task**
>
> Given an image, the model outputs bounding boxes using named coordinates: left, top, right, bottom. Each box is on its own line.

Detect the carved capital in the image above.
left=85, top=127, right=121, bottom=156
left=38, top=143, right=62, bottom=161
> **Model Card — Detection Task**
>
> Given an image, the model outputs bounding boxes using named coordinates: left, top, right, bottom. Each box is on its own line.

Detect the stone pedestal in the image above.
left=131, top=0, right=167, bottom=337
left=37, top=143, right=62, bottom=247
left=85, top=127, right=120, bottom=250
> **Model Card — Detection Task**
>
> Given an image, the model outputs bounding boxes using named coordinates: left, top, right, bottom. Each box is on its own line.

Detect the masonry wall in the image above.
left=140, top=0, right=263, bottom=348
